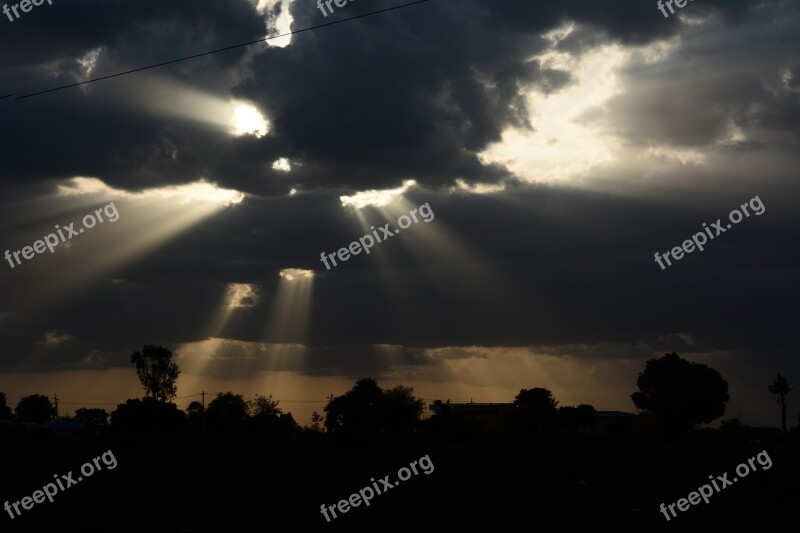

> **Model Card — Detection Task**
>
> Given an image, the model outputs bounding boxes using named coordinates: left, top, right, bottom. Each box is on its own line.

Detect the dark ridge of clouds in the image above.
left=734, top=87, right=800, bottom=134
left=0, top=0, right=264, bottom=70
left=1, top=182, right=797, bottom=377
left=427, top=347, right=490, bottom=360
left=530, top=333, right=722, bottom=361
left=0, top=0, right=774, bottom=197
left=717, top=140, right=766, bottom=155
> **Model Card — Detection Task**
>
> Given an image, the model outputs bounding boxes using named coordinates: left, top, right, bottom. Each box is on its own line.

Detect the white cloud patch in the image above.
left=340, top=180, right=417, bottom=209
left=272, top=157, right=292, bottom=172
left=58, top=177, right=245, bottom=206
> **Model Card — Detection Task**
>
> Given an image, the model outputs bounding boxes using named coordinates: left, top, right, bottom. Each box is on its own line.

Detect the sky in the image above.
left=1, top=0, right=798, bottom=426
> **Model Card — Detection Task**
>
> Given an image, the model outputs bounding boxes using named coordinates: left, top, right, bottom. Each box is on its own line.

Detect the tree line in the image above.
left=0, top=347, right=795, bottom=442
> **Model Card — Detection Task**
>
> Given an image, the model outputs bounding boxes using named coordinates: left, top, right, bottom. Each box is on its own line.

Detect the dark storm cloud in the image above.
left=0, top=0, right=263, bottom=69
left=0, top=0, right=767, bottom=197
left=0, top=0, right=266, bottom=188
left=529, top=333, right=720, bottom=361
left=234, top=0, right=720, bottom=194
left=734, top=85, right=800, bottom=135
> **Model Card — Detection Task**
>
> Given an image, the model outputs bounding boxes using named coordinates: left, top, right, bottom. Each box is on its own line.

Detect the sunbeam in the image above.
left=264, top=268, right=315, bottom=344
left=10, top=177, right=245, bottom=312
left=205, top=283, right=260, bottom=339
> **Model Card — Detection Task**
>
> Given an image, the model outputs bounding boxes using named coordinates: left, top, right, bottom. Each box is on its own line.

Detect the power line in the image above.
left=12, top=0, right=433, bottom=100
left=174, top=393, right=204, bottom=400
left=261, top=399, right=327, bottom=403
left=58, top=401, right=120, bottom=406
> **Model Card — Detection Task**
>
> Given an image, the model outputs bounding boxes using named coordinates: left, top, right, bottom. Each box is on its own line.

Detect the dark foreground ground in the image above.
left=1, top=431, right=797, bottom=532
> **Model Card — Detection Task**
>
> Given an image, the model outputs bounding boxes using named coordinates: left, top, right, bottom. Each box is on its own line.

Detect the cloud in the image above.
left=0, top=0, right=797, bottom=428
left=41, top=330, right=74, bottom=345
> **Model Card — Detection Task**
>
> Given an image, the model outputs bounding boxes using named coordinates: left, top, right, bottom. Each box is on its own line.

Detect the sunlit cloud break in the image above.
left=279, top=268, right=314, bottom=281
left=230, top=101, right=269, bottom=138
left=41, top=330, right=73, bottom=345
left=272, top=157, right=292, bottom=172
left=255, top=0, right=295, bottom=48
left=448, top=179, right=505, bottom=195
left=340, top=180, right=417, bottom=209
left=58, top=177, right=245, bottom=206
left=225, top=283, right=259, bottom=308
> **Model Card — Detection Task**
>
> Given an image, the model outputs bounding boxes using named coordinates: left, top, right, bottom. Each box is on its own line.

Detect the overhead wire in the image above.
left=9, top=0, right=433, bottom=100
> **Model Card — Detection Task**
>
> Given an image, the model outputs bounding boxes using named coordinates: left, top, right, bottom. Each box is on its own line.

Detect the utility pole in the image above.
left=53, top=394, right=59, bottom=421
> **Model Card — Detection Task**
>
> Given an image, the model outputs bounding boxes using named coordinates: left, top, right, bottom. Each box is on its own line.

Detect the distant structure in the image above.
left=429, top=401, right=635, bottom=434
left=592, top=411, right=636, bottom=434
left=20, top=420, right=84, bottom=435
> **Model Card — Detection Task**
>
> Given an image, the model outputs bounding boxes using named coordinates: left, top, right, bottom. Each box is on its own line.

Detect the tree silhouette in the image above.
left=15, top=394, right=55, bottom=423
left=514, top=387, right=559, bottom=434
left=247, top=394, right=298, bottom=439
left=323, top=378, right=424, bottom=439
left=0, top=392, right=13, bottom=421
left=383, top=384, right=425, bottom=437
left=309, top=411, right=324, bottom=432
left=324, top=378, right=383, bottom=437
left=206, top=392, right=249, bottom=439
left=130, top=345, right=180, bottom=402
left=73, top=408, right=109, bottom=432
left=248, top=394, right=281, bottom=419
left=186, top=400, right=204, bottom=418
left=631, top=352, right=729, bottom=433
left=768, top=374, right=792, bottom=434
left=558, top=404, right=598, bottom=433
left=110, top=398, right=186, bottom=440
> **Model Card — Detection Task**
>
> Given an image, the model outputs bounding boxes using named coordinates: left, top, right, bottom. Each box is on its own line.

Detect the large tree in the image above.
left=15, top=394, right=55, bottom=423
left=558, top=404, right=598, bottom=433
left=130, top=345, right=180, bottom=402
left=205, top=392, right=249, bottom=439
left=248, top=394, right=282, bottom=420
left=73, top=408, right=109, bottom=430
left=383, top=384, right=425, bottom=437
left=324, top=378, right=424, bottom=438
left=514, top=387, right=559, bottom=434
left=631, top=352, right=729, bottom=433
left=110, top=398, right=187, bottom=440
left=324, top=378, right=383, bottom=436
left=247, top=394, right=297, bottom=438
left=186, top=400, right=204, bottom=417
left=768, top=374, right=792, bottom=434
